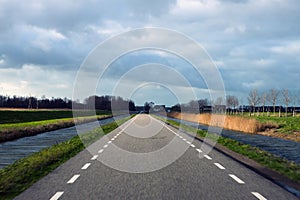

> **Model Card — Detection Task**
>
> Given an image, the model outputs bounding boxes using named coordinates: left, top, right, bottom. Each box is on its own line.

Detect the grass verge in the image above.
left=163, top=117, right=300, bottom=184
left=0, top=116, right=132, bottom=200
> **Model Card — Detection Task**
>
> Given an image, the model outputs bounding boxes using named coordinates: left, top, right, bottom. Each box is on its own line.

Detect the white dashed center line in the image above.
left=103, top=144, right=108, bottom=148
left=108, top=141, right=112, bottom=144
left=67, top=174, right=80, bottom=184
left=186, top=141, right=191, bottom=145
left=91, top=155, right=98, bottom=160
left=111, top=138, right=115, bottom=141
left=50, top=191, right=64, bottom=200
left=204, top=155, right=212, bottom=160
left=229, top=174, right=245, bottom=184
left=81, top=163, right=91, bottom=170
left=98, top=149, right=104, bottom=153
left=190, top=144, right=196, bottom=148
left=214, top=163, right=226, bottom=170
left=196, top=148, right=202, bottom=153
left=251, top=192, right=267, bottom=200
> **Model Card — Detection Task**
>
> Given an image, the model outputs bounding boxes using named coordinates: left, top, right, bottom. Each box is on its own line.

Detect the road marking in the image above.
left=183, top=138, right=187, bottom=141
left=103, top=144, right=108, bottom=148
left=190, top=144, right=196, bottom=148
left=251, top=192, right=267, bottom=200
left=67, top=174, right=80, bottom=184
left=98, top=149, right=104, bottom=153
left=179, top=136, right=183, bottom=139
left=214, top=163, right=226, bottom=170
left=204, top=155, right=212, bottom=160
left=50, top=191, right=64, bottom=200
left=81, top=163, right=91, bottom=170
left=186, top=141, right=191, bottom=145
left=91, top=155, right=98, bottom=160
left=111, top=138, right=115, bottom=141
left=229, top=174, right=245, bottom=184
left=108, top=141, right=112, bottom=144
left=196, top=149, right=202, bottom=153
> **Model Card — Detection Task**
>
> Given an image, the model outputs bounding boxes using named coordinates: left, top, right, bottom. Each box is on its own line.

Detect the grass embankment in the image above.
left=0, top=116, right=131, bottom=200
left=163, top=117, right=300, bottom=184
left=0, top=110, right=112, bottom=142
left=168, top=112, right=278, bottom=133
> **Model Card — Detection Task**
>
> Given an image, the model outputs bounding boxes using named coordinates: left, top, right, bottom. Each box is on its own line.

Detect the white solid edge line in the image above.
left=214, top=163, right=226, bottom=170
left=81, top=163, right=91, bottom=170
left=196, top=149, right=202, bottom=153
left=67, top=174, right=80, bottom=184
left=251, top=192, right=267, bottom=200
left=50, top=191, right=64, bottom=200
left=204, top=155, right=212, bottom=160
left=229, top=174, right=245, bottom=184
left=91, top=155, right=98, bottom=160
left=98, top=149, right=104, bottom=153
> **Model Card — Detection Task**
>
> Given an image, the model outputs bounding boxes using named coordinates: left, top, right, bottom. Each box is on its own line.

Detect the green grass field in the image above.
left=0, top=110, right=111, bottom=124
left=254, top=116, right=300, bottom=134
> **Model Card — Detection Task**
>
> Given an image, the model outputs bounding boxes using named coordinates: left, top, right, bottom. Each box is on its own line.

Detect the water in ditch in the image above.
left=0, top=115, right=128, bottom=169
left=167, top=116, right=300, bottom=164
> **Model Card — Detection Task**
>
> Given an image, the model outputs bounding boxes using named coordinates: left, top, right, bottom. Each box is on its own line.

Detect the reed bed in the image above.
left=168, top=112, right=278, bottom=133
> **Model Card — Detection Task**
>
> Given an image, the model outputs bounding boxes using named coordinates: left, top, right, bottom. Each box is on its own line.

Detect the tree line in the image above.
left=0, top=95, right=136, bottom=111
left=170, top=88, right=300, bottom=117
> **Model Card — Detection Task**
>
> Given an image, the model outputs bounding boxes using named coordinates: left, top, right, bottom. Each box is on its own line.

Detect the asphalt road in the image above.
left=15, top=114, right=298, bottom=200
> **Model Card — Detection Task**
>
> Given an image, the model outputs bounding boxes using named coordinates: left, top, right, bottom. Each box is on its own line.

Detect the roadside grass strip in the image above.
left=152, top=115, right=300, bottom=184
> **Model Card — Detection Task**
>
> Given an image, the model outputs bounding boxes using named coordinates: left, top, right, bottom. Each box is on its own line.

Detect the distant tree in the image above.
left=232, top=96, right=239, bottom=114
left=226, top=95, right=234, bottom=114
left=260, top=92, right=267, bottom=115
left=198, top=99, right=208, bottom=113
left=282, top=89, right=290, bottom=117
left=214, top=97, right=225, bottom=113
left=144, top=102, right=151, bottom=113
left=247, top=89, right=260, bottom=116
left=226, top=95, right=238, bottom=114
left=267, top=89, right=279, bottom=115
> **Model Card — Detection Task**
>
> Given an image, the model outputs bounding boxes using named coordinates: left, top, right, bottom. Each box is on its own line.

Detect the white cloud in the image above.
left=0, top=64, right=75, bottom=98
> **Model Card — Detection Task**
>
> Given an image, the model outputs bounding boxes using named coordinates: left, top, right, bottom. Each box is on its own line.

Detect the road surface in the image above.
left=15, top=114, right=298, bottom=200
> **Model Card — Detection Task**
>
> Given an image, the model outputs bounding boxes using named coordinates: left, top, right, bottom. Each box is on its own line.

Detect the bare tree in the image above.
left=282, top=89, right=290, bottom=117
left=267, top=89, right=279, bottom=115
left=247, top=89, right=260, bottom=116
left=226, top=95, right=234, bottom=114
left=214, top=97, right=225, bottom=114
left=291, top=94, right=297, bottom=117
left=260, top=92, right=267, bottom=115
left=233, top=96, right=239, bottom=114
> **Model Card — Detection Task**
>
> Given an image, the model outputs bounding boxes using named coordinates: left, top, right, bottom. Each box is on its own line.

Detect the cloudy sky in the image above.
left=0, top=0, right=299, bottom=106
